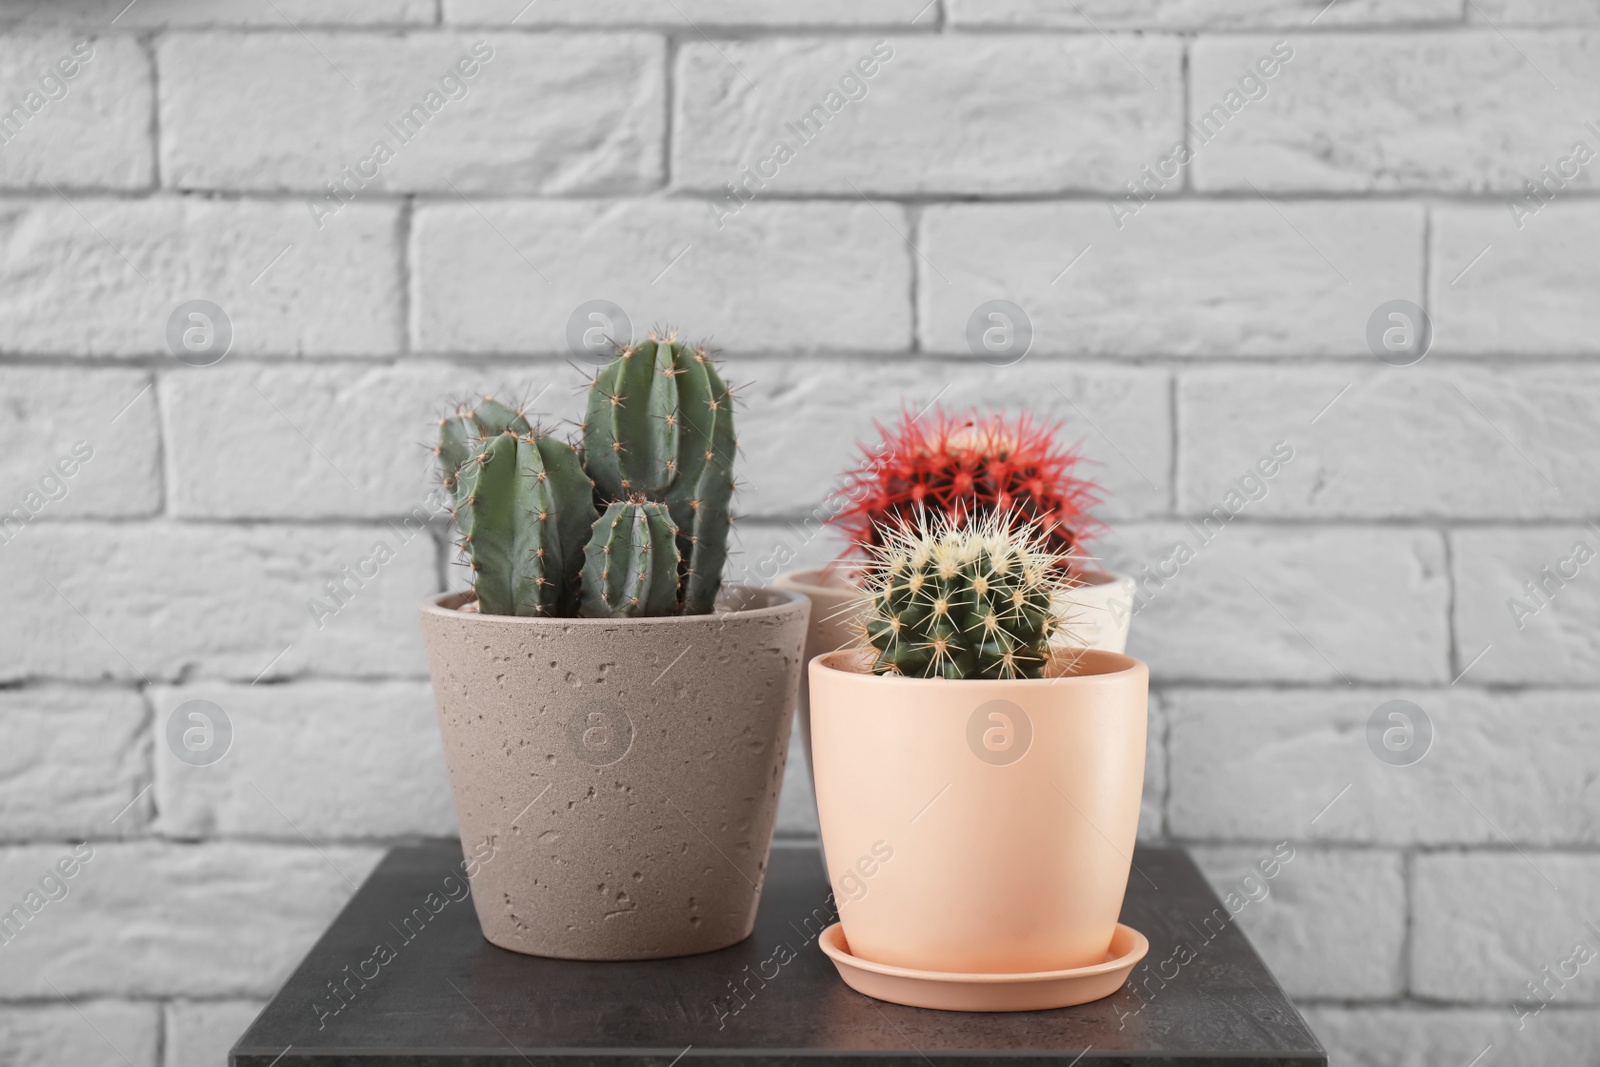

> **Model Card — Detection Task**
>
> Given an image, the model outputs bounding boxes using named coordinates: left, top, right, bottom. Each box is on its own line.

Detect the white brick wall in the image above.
left=158, top=32, right=666, bottom=194
left=917, top=202, right=1426, bottom=356
left=1, top=2, right=1595, bottom=1064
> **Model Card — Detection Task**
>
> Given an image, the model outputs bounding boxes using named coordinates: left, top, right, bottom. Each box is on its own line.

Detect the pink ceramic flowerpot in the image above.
left=809, top=648, right=1148, bottom=974
left=777, top=565, right=1136, bottom=774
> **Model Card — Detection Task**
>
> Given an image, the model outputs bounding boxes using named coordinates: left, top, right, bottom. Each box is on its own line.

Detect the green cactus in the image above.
left=858, top=512, right=1075, bottom=680
left=583, top=333, right=735, bottom=615
left=436, top=336, right=738, bottom=619
left=579, top=500, right=681, bottom=618
left=453, top=430, right=596, bottom=617
left=436, top=396, right=533, bottom=489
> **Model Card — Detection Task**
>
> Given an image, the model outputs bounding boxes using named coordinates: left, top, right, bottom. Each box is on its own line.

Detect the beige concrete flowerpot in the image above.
left=418, top=584, right=809, bottom=960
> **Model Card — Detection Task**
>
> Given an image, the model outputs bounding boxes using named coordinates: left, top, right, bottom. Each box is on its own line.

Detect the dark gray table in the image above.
left=233, top=840, right=1325, bottom=1066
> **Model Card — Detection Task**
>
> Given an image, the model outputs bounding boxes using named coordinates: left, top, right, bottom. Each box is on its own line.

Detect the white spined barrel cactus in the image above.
left=857, top=511, right=1080, bottom=680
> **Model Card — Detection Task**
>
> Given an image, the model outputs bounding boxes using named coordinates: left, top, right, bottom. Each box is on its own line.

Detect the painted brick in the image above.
left=1168, top=688, right=1600, bottom=845
left=0, top=1002, right=159, bottom=1067
left=412, top=200, right=912, bottom=354
left=0, top=687, right=150, bottom=839
left=0, top=842, right=383, bottom=997
left=161, top=362, right=527, bottom=520
left=1177, top=365, right=1593, bottom=520
left=152, top=681, right=455, bottom=839
left=0, top=522, right=437, bottom=683
left=918, top=202, right=1424, bottom=357
left=0, top=1, right=434, bottom=27
left=164, top=1001, right=267, bottom=1067
left=1191, top=33, right=1600, bottom=192
left=1472, top=0, right=1600, bottom=22
left=1302, top=1006, right=1600, bottom=1067
left=0, top=368, right=160, bottom=520
left=948, top=0, right=1461, bottom=28
left=1432, top=202, right=1600, bottom=356
left=0, top=34, right=152, bottom=189
left=1451, top=526, right=1600, bottom=687
left=1098, top=523, right=1450, bottom=684
left=675, top=35, right=1182, bottom=195
left=0, top=197, right=401, bottom=357
left=445, top=0, right=936, bottom=25
left=1413, top=851, right=1600, bottom=1002
left=1192, top=845, right=1405, bottom=999
left=734, top=359, right=1170, bottom=523
left=159, top=32, right=664, bottom=194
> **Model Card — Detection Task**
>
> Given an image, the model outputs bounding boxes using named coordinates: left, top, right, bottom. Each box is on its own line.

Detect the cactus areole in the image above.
left=434, top=332, right=737, bottom=618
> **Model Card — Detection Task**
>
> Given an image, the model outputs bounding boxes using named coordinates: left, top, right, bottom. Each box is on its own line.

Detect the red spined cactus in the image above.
left=829, top=408, right=1104, bottom=562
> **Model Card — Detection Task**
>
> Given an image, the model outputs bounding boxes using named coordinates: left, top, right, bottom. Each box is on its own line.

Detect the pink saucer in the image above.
left=818, top=922, right=1149, bottom=1012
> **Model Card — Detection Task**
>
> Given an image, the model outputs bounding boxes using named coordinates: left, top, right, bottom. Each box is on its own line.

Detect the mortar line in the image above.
left=145, top=371, right=170, bottom=519
left=1167, top=373, right=1180, bottom=513
left=906, top=203, right=923, bottom=353
left=16, top=512, right=1600, bottom=534
left=137, top=687, right=161, bottom=826
left=398, top=195, right=415, bottom=356
left=662, top=35, right=678, bottom=190
left=153, top=998, right=167, bottom=1067
left=1179, top=35, right=1192, bottom=194
left=17, top=187, right=1600, bottom=206
left=13, top=351, right=1600, bottom=369
left=1400, top=848, right=1416, bottom=997
left=1420, top=201, right=1433, bottom=314
left=1440, top=529, right=1460, bottom=681
left=3, top=21, right=1568, bottom=38
left=143, top=32, right=162, bottom=191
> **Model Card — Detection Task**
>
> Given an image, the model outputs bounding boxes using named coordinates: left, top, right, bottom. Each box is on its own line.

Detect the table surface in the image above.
left=234, top=840, right=1326, bottom=1066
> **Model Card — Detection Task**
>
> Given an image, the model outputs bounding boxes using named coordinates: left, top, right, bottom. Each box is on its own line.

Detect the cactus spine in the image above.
left=437, top=397, right=533, bottom=490
left=580, top=501, right=681, bottom=618
left=453, top=429, right=596, bottom=617
left=584, top=333, right=735, bottom=615
left=858, top=512, right=1076, bottom=680
left=829, top=409, right=1102, bottom=564
left=436, top=334, right=738, bottom=619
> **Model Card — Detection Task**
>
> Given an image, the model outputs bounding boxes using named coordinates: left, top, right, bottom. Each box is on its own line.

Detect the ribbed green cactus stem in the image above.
left=666, top=346, right=734, bottom=615
left=436, top=396, right=533, bottom=489
left=584, top=337, right=679, bottom=499
left=454, top=430, right=595, bottom=617
left=579, top=500, right=681, bottom=618
left=583, top=333, right=736, bottom=615
left=859, top=511, right=1074, bottom=680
